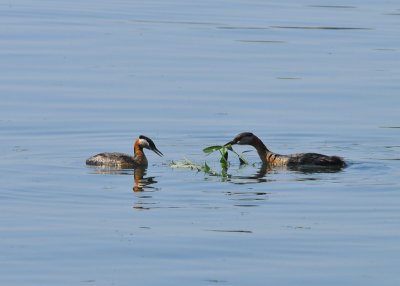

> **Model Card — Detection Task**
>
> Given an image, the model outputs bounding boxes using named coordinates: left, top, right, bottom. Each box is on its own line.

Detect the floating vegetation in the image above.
left=170, top=158, right=217, bottom=175
left=203, top=144, right=249, bottom=167
left=170, top=144, right=249, bottom=179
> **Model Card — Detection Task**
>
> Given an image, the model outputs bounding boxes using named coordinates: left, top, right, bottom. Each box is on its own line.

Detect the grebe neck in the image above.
left=252, top=135, right=270, bottom=163
left=133, top=139, right=148, bottom=167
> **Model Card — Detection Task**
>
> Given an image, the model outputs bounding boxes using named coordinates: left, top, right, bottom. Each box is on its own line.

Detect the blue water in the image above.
left=1, top=1, right=400, bottom=285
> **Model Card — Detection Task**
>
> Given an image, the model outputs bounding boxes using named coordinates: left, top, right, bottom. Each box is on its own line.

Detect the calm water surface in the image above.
left=1, top=1, right=400, bottom=285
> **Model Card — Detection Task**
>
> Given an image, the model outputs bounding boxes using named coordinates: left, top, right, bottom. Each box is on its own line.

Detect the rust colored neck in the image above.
left=134, top=139, right=148, bottom=166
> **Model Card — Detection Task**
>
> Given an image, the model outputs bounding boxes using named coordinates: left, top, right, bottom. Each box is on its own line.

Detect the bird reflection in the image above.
left=132, top=167, right=158, bottom=192
left=286, top=163, right=346, bottom=174
left=228, top=162, right=345, bottom=184
left=87, top=165, right=158, bottom=192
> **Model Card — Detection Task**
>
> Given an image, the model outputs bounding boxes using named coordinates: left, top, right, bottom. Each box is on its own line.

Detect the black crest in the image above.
left=139, top=135, right=156, bottom=148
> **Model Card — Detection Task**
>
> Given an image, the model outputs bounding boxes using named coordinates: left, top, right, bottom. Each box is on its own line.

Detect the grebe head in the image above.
left=138, top=135, right=163, bottom=157
left=225, top=132, right=255, bottom=146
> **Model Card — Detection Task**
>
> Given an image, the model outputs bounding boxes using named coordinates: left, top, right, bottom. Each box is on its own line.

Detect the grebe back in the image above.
left=86, top=135, right=163, bottom=169
left=225, top=132, right=345, bottom=167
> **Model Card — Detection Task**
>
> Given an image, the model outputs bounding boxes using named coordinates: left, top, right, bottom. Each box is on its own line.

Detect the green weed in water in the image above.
left=203, top=144, right=248, bottom=166
left=170, top=159, right=219, bottom=176
left=170, top=145, right=248, bottom=179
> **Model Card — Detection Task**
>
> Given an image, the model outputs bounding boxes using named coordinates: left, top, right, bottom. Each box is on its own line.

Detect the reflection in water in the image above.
left=287, top=164, right=346, bottom=174
left=132, top=167, right=158, bottom=192
left=88, top=165, right=160, bottom=210
left=122, top=167, right=160, bottom=209
left=227, top=162, right=345, bottom=184
left=88, top=161, right=345, bottom=210
left=87, top=166, right=158, bottom=192
left=227, top=164, right=272, bottom=184
left=221, top=163, right=346, bottom=207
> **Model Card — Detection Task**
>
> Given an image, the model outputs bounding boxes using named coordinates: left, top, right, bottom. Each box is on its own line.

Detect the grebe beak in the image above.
left=139, top=135, right=163, bottom=157
left=151, top=146, right=163, bottom=157
left=224, top=140, right=236, bottom=146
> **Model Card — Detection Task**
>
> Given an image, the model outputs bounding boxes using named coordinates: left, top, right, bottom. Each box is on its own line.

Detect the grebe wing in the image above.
left=287, top=153, right=345, bottom=166
left=86, top=152, right=135, bottom=167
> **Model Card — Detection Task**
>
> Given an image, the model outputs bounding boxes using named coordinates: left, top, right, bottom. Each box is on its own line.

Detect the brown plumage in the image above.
left=86, top=135, right=163, bottom=169
left=226, top=132, right=346, bottom=167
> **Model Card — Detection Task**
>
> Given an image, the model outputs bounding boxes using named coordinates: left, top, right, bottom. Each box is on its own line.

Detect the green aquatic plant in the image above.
left=203, top=144, right=248, bottom=166
left=170, top=159, right=231, bottom=181
left=170, top=159, right=219, bottom=176
left=170, top=144, right=248, bottom=180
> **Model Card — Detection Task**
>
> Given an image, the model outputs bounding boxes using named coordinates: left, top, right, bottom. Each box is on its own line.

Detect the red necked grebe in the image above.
left=225, top=132, right=345, bottom=167
left=86, top=135, right=163, bottom=168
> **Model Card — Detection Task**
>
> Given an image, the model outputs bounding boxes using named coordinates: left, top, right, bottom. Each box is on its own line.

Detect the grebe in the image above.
left=86, top=135, right=163, bottom=168
left=225, top=132, right=345, bottom=167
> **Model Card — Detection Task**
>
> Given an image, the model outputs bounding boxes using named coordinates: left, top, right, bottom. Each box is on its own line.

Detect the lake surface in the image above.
left=1, top=1, right=400, bottom=285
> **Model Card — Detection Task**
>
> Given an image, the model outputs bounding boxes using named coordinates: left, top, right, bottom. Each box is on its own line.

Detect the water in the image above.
left=1, top=1, right=400, bottom=285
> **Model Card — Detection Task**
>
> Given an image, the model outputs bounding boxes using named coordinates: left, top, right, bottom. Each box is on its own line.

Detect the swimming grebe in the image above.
left=225, top=132, right=345, bottom=167
left=86, top=135, right=163, bottom=168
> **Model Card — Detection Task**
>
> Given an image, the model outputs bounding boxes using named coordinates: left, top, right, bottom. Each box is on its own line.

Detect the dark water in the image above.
left=1, top=1, right=400, bottom=285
